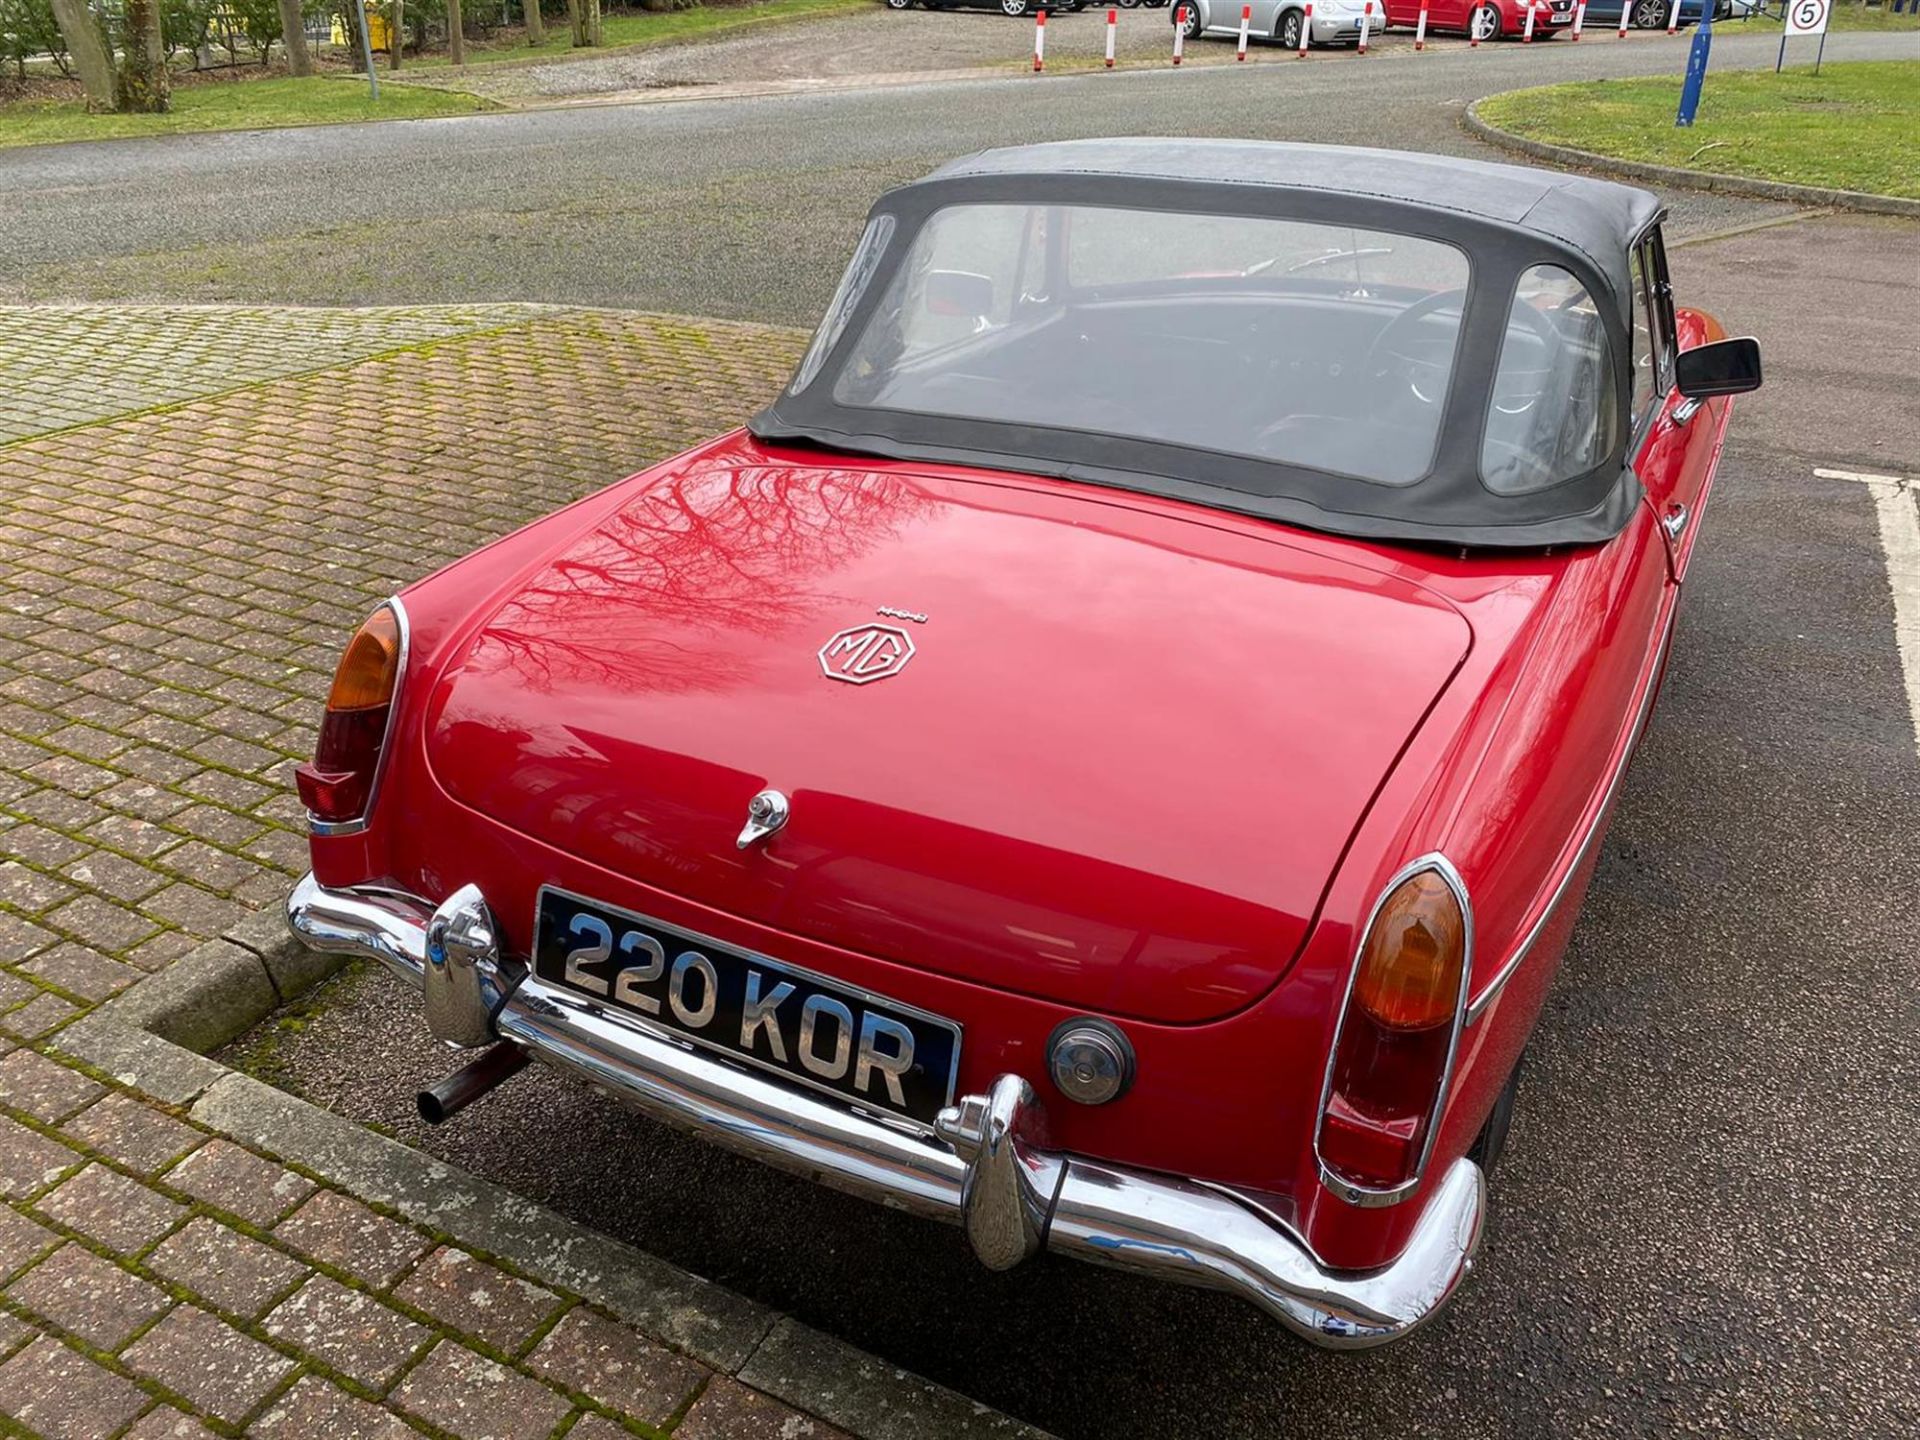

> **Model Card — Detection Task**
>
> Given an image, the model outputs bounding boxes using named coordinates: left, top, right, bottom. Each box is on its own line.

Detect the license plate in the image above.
left=532, top=886, right=962, bottom=1128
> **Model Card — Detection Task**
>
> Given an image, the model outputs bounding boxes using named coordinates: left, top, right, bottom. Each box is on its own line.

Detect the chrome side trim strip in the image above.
left=304, top=595, right=410, bottom=839
left=285, top=873, right=1486, bottom=1348
left=1464, top=610, right=1677, bottom=1026
left=1312, top=853, right=1474, bottom=1210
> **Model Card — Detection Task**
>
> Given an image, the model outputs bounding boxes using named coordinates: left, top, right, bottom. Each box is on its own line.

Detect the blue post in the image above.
left=1676, top=10, right=1713, bottom=127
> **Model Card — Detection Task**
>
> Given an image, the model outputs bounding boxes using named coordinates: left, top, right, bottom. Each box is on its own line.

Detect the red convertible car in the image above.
left=288, top=141, right=1760, bottom=1346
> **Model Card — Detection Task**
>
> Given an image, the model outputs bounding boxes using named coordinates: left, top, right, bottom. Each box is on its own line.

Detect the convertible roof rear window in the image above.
left=830, top=203, right=1470, bottom=489
left=751, top=141, right=1661, bottom=548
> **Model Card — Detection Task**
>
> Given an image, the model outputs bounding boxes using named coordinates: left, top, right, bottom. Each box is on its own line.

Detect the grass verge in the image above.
left=0, top=75, right=495, bottom=150
left=1738, top=2, right=1920, bottom=30
left=404, top=0, right=871, bottom=70
left=1475, top=60, right=1920, bottom=200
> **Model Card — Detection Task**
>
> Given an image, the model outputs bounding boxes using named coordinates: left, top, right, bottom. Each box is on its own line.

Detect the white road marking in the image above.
left=1835, top=467, right=1920, bottom=755
left=1816, top=467, right=1909, bottom=486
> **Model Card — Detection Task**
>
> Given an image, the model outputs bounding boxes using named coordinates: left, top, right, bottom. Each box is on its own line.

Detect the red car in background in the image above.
left=1384, top=0, right=1576, bottom=38
left=288, top=141, right=1760, bottom=1346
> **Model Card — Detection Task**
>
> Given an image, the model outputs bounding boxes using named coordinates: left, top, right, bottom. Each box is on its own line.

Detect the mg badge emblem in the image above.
left=819, top=624, right=915, bottom=685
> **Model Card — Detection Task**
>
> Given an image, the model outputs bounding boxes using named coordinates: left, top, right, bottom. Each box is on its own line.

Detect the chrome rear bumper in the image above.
left=287, top=872, right=1485, bottom=1348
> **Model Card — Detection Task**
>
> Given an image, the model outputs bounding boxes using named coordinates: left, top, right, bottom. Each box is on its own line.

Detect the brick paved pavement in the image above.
left=0, top=303, right=821, bottom=1439
left=0, top=306, right=568, bottom=446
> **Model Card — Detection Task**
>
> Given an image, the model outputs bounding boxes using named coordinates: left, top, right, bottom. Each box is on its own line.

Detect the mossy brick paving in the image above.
left=0, top=302, right=964, bottom=1440
left=0, top=303, right=805, bottom=1027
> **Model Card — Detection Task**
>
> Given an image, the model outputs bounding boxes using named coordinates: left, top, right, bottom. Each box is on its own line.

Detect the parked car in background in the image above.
left=1576, top=0, right=1733, bottom=27
left=1381, top=0, right=1575, bottom=40
left=289, top=139, right=1761, bottom=1347
left=1174, top=0, right=1375, bottom=48
left=885, top=0, right=1083, bottom=13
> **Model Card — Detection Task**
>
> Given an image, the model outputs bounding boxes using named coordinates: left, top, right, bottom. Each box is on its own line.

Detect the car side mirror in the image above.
left=1675, top=336, right=1762, bottom=398
left=924, top=269, right=995, bottom=322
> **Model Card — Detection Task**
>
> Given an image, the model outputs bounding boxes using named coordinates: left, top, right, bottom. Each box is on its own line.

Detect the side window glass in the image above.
left=1647, top=228, right=1678, bottom=357
left=1482, top=264, right=1623, bottom=496
left=791, top=216, right=895, bottom=395
left=1630, top=246, right=1658, bottom=422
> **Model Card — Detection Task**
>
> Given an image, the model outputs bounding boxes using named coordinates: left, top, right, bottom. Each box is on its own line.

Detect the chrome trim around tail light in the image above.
left=286, top=872, right=1487, bottom=1348
left=303, top=595, right=410, bottom=839
left=1312, top=852, right=1474, bottom=1210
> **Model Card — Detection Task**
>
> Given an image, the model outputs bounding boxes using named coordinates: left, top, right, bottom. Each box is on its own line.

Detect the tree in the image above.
left=523, top=0, right=543, bottom=44
left=566, top=0, right=598, bottom=46
left=388, top=0, right=401, bottom=68
left=278, top=0, right=313, bottom=73
left=446, top=0, right=464, bottom=61
left=116, top=0, right=169, bottom=111
left=2, top=0, right=70, bottom=80
left=47, top=0, right=115, bottom=109
left=161, top=0, right=216, bottom=66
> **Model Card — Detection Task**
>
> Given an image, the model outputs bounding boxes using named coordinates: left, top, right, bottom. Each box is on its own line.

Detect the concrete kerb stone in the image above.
left=741, top=1317, right=1051, bottom=1440
left=187, top=1068, right=776, bottom=1368
left=84, top=939, right=280, bottom=1055
left=1461, top=101, right=1920, bottom=220
left=45, top=903, right=1056, bottom=1440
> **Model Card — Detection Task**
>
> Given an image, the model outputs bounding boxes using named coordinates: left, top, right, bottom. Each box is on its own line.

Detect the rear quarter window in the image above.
left=1482, top=264, right=1623, bottom=496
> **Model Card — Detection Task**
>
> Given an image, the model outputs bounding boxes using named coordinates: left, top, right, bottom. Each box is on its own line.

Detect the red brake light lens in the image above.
left=295, top=606, right=403, bottom=827
left=1317, top=863, right=1469, bottom=1196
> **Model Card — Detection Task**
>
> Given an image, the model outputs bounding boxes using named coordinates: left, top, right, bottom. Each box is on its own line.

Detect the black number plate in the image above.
left=532, top=887, right=962, bottom=1128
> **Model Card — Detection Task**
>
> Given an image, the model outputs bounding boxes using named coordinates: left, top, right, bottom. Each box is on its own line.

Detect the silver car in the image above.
left=1174, top=0, right=1376, bottom=47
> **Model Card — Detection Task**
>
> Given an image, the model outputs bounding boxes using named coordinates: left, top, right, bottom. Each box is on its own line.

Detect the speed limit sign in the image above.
left=1786, top=0, right=1830, bottom=34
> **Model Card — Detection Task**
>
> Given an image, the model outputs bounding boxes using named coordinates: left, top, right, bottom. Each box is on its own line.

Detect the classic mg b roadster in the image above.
left=288, top=142, right=1760, bottom=1346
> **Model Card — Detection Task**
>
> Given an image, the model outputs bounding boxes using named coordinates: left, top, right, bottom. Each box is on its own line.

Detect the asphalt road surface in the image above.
left=6, top=29, right=1919, bottom=314
left=15, top=25, right=1916, bottom=1438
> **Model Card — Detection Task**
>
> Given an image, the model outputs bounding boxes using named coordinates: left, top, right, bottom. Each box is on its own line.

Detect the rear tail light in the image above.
left=295, top=602, right=406, bottom=832
left=1315, top=857, right=1471, bottom=1204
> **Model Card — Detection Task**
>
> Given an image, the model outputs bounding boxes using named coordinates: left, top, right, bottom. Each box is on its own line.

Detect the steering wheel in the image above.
left=1364, top=288, right=1561, bottom=410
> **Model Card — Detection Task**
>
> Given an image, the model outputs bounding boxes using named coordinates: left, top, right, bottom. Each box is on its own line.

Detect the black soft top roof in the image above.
left=925, top=138, right=1659, bottom=239
left=752, top=142, right=1668, bottom=550
left=923, top=139, right=1662, bottom=329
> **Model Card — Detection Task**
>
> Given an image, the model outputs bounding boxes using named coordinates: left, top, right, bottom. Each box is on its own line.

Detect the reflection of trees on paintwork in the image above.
left=468, top=464, right=935, bottom=696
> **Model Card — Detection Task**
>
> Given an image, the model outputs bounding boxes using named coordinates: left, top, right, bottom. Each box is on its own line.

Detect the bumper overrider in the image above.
left=286, top=873, right=1486, bottom=1347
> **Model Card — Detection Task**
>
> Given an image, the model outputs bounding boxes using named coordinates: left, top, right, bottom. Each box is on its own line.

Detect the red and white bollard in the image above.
left=1173, top=6, right=1186, bottom=63
left=1106, top=6, right=1117, bottom=65
left=1469, top=5, right=1480, bottom=44
left=1298, top=2, right=1311, bottom=55
left=1237, top=3, right=1251, bottom=57
left=1521, top=1, right=1536, bottom=39
left=1414, top=0, right=1429, bottom=48
left=1616, top=3, right=1629, bottom=34
left=1666, top=0, right=1679, bottom=32
left=1571, top=0, right=1584, bottom=37
left=1358, top=0, right=1372, bottom=51
left=1033, top=9, right=1045, bottom=70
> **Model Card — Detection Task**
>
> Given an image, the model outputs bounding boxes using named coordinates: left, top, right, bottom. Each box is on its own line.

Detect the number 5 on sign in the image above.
left=1786, top=0, right=1829, bottom=33
left=1777, top=0, right=1829, bottom=75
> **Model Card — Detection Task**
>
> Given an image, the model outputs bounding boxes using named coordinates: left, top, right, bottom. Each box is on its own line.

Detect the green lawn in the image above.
left=1476, top=60, right=1920, bottom=200
left=0, top=76, right=495, bottom=150
left=404, top=0, right=869, bottom=70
